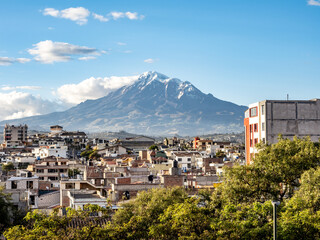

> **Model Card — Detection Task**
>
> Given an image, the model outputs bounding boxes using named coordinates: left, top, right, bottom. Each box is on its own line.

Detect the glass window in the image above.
left=261, top=105, right=265, bottom=115
left=250, top=107, right=257, bottom=117
left=262, top=123, right=265, bottom=131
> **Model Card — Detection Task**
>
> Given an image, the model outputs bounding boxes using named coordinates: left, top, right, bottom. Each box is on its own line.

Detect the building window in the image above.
left=66, top=183, right=75, bottom=189
left=27, top=181, right=33, bottom=189
left=48, top=169, right=57, bottom=173
left=250, top=107, right=257, bottom=117
left=254, top=124, right=258, bottom=132
left=178, top=158, right=182, bottom=162
left=250, top=139, right=253, bottom=147
left=187, top=158, right=191, bottom=161
left=261, top=105, right=265, bottom=115
left=254, top=138, right=258, bottom=145
left=11, top=181, right=17, bottom=189
left=262, top=122, right=265, bottom=131
left=36, top=169, right=44, bottom=173
left=48, top=177, right=58, bottom=181
left=249, top=125, right=252, bottom=132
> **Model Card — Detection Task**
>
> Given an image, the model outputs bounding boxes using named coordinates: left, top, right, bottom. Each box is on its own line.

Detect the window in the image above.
left=27, top=181, right=33, bottom=189
left=262, top=122, right=265, bottom=131
left=178, top=158, right=182, bottom=162
left=187, top=158, right=191, bottom=161
left=254, top=138, right=258, bottom=145
left=249, top=125, right=252, bottom=132
left=48, top=177, right=58, bottom=181
left=250, top=139, right=253, bottom=147
left=187, top=163, right=191, bottom=168
left=48, top=169, right=57, bottom=173
left=36, top=169, right=44, bottom=173
left=250, top=107, right=257, bottom=117
left=11, top=181, right=17, bottom=189
left=66, top=183, right=75, bottom=189
left=261, top=105, right=265, bottom=115
left=254, top=124, right=258, bottom=132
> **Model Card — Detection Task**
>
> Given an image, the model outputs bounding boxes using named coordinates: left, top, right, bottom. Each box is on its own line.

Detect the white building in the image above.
left=32, top=145, right=68, bottom=159
left=173, top=153, right=193, bottom=172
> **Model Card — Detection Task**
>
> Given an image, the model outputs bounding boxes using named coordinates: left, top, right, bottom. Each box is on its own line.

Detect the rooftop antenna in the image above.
left=287, top=94, right=289, bottom=101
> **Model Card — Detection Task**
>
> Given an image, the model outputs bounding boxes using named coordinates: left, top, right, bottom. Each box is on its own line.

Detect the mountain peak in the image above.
left=139, top=71, right=183, bottom=86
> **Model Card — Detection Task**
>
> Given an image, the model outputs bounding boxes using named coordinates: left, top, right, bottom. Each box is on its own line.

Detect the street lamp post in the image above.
left=272, top=200, right=280, bottom=240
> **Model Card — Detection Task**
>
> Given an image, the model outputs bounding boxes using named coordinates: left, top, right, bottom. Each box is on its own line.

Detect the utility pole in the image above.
left=272, top=200, right=280, bottom=240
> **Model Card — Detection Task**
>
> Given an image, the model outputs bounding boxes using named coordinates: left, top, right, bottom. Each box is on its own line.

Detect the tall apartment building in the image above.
left=244, top=99, right=320, bottom=164
left=3, top=124, right=28, bottom=148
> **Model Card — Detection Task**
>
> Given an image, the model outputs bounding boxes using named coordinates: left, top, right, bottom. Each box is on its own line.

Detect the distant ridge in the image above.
left=0, top=71, right=247, bottom=135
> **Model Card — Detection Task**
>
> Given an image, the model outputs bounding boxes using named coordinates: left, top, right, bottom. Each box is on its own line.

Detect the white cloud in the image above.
left=308, top=0, right=320, bottom=6
left=28, top=40, right=100, bottom=64
left=0, top=57, right=31, bottom=66
left=144, top=58, right=155, bottom=64
left=16, top=58, right=31, bottom=64
left=43, top=7, right=90, bottom=25
left=110, top=11, right=125, bottom=20
left=57, top=75, right=139, bottom=104
left=1, top=85, right=41, bottom=91
left=92, top=13, right=109, bottom=22
left=78, top=56, right=96, bottom=61
left=0, top=91, right=63, bottom=121
left=117, top=42, right=127, bottom=46
left=109, top=11, right=144, bottom=20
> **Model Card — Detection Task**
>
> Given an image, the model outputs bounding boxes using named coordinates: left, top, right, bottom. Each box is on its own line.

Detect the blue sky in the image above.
left=1, top=0, right=320, bottom=120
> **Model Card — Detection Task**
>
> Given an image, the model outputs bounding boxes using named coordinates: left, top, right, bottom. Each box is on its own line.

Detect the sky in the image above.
left=1, top=0, right=320, bottom=121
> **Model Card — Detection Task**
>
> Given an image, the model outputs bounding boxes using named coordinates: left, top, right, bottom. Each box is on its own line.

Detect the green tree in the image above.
left=68, top=168, right=80, bottom=178
left=80, top=145, right=93, bottom=160
left=279, top=166, right=320, bottom=240
left=2, top=162, right=15, bottom=172
left=149, top=145, right=159, bottom=151
left=220, top=136, right=320, bottom=204
left=111, top=187, right=188, bottom=239
left=89, top=150, right=101, bottom=160
left=4, top=204, right=111, bottom=240
left=215, top=150, right=226, bottom=158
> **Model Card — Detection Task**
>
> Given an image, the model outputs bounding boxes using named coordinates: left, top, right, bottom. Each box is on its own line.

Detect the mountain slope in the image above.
left=0, top=71, right=247, bottom=135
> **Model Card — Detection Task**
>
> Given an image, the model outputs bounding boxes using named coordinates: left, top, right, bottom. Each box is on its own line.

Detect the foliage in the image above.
left=80, top=145, right=93, bottom=160
left=220, top=136, right=320, bottom=204
left=279, top=167, right=320, bottom=239
left=68, top=168, right=81, bottom=178
left=149, top=145, right=159, bottom=151
left=215, top=150, right=226, bottom=158
left=0, top=187, right=25, bottom=235
left=4, top=204, right=111, bottom=240
left=89, top=150, right=101, bottom=160
left=2, top=162, right=15, bottom=172
left=111, top=187, right=188, bottom=239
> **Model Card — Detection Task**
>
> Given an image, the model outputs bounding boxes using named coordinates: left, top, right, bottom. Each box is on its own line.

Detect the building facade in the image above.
left=3, top=124, right=28, bottom=148
left=244, top=99, right=320, bottom=164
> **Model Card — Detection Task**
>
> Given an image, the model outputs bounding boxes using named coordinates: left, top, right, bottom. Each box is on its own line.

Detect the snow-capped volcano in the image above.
left=0, top=71, right=247, bottom=135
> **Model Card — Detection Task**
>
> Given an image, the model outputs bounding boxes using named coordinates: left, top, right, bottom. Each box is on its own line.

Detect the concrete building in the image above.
left=3, top=124, right=28, bottom=148
left=32, top=145, right=68, bottom=159
left=244, top=99, right=320, bottom=164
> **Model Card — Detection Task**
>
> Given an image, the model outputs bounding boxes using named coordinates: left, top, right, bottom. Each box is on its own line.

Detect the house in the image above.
left=5, top=174, right=39, bottom=210
left=32, top=145, right=68, bottom=159
left=172, top=152, right=194, bottom=172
